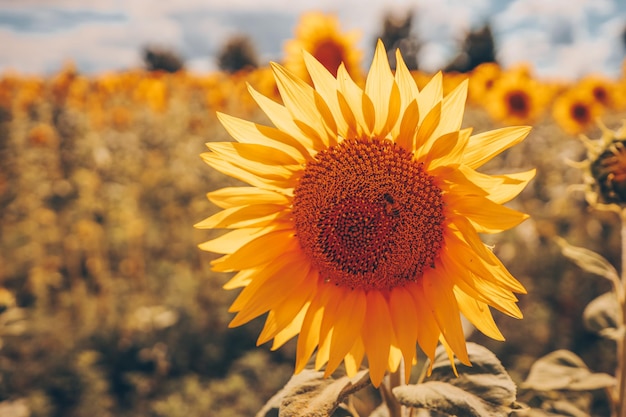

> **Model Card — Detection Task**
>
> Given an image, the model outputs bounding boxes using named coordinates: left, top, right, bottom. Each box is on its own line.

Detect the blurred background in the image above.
left=1, top=0, right=626, bottom=416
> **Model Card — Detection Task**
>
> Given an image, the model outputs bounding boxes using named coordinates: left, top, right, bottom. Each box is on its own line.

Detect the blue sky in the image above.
left=0, top=0, right=624, bottom=80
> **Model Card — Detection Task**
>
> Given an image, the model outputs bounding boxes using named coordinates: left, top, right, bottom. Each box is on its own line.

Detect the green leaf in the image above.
left=554, top=237, right=620, bottom=283
left=582, top=292, right=620, bottom=339
left=521, top=350, right=616, bottom=392
left=393, top=343, right=519, bottom=416
left=256, top=369, right=370, bottom=417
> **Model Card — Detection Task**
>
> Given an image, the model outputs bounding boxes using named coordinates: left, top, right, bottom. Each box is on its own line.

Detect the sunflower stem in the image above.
left=381, top=363, right=405, bottom=417
left=615, top=209, right=626, bottom=417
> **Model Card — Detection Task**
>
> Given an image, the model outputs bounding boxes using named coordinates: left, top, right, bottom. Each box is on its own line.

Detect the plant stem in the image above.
left=615, top=209, right=626, bottom=417
left=381, top=361, right=405, bottom=417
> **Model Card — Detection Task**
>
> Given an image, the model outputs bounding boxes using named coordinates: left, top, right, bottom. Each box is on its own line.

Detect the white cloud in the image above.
left=0, top=0, right=623, bottom=77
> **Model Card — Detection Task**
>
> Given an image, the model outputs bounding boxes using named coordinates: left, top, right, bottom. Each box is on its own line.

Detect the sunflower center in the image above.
left=507, top=91, right=530, bottom=117
left=571, top=102, right=590, bottom=123
left=592, top=86, right=608, bottom=105
left=312, top=39, right=345, bottom=77
left=292, top=137, right=445, bottom=291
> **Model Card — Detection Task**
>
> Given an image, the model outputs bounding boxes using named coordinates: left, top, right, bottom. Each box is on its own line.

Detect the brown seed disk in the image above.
left=292, top=137, right=446, bottom=291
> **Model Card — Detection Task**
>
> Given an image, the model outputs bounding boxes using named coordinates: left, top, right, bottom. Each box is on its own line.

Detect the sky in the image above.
left=0, top=0, right=624, bottom=80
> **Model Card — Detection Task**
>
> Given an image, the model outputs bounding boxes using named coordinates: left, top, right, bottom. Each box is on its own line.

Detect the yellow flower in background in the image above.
left=552, top=89, right=602, bottom=135
left=468, top=62, right=501, bottom=105
left=283, top=12, right=363, bottom=83
left=198, top=40, right=534, bottom=387
left=577, top=74, right=621, bottom=110
left=485, top=71, right=549, bottom=125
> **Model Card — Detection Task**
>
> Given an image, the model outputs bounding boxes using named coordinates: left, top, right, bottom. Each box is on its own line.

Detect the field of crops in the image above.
left=2, top=12, right=626, bottom=417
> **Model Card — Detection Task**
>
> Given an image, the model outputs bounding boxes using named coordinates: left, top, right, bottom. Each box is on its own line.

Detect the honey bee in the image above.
left=383, top=193, right=401, bottom=217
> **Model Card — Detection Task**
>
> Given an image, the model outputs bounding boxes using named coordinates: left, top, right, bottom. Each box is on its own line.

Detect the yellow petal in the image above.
left=389, top=287, right=419, bottom=382
left=365, top=39, right=397, bottom=136
left=229, top=253, right=311, bottom=326
left=394, top=48, right=419, bottom=110
left=206, top=142, right=301, bottom=166
left=206, top=187, right=290, bottom=209
left=447, top=193, right=529, bottom=234
left=409, top=281, right=440, bottom=363
left=223, top=268, right=255, bottom=290
left=453, top=287, right=505, bottom=341
left=344, top=338, right=365, bottom=377
left=303, top=50, right=348, bottom=138
left=422, top=269, right=470, bottom=366
left=395, top=99, right=419, bottom=151
left=270, top=303, right=310, bottom=350
left=434, top=78, right=468, bottom=136
left=198, top=225, right=282, bottom=254
left=463, top=126, right=531, bottom=169
left=217, top=112, right=310, bottom=162
left=414, top=102, right=441, bottom=154
left=194, top=204, right=288, bottom=229
left=271, top=62, right=333, bottom=150
left=361, top=291, right=393, bottom=387
left=248, top=84, right=318, bottom=151
left=423, top=131, right=464, bottom=170
left=337, top=63, right=369, bottom=136
left=257, top=268, right=319, bottom=346
left=417, top=71, right=443, bottom=123
left=295, top=285, right=332, bottom=373
left=200, top=152, right=293, bottom=191
left=205, top=145, right=300, bottom=182
left=325, top=288, right=367, bottom=377
left=458, top=166, right=537, bottom=204
left=211, top=229, right=299, bottom=272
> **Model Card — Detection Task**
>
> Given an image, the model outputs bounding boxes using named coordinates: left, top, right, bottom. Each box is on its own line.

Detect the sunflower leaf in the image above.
left=393, top=343, right=519, bottom=416
left=554, top=237, right=620, bottom=283
left=521, top=350, right=616, bottom=392
left=582, top=292, right=620, bottom=338
left=393, top=381, right=517, bottom=417
left=255, top=369, right=370, bottom=417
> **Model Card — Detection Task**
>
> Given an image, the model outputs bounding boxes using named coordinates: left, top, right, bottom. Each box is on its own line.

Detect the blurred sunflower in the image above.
left=467, top=62, right=501, bottom=105
left=552, top=89, right=602, bottom=135
left=198, top=40, right=534, bottom=387
left=577, top=74, right=621, bottom=110
left=485, top=73, right=549, bottom=125
left=283, top=12, right=363, bottom=83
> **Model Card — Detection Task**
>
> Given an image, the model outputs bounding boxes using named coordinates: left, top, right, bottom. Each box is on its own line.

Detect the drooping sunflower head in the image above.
left=197, top=40, right=535, bottom=387
left=283, top=12, right=363, bottom=83
left=576, top=121, right=626, bottom=209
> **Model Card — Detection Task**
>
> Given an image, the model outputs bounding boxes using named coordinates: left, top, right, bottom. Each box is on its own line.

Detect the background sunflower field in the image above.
left=2, top=8, right=626, bottom=417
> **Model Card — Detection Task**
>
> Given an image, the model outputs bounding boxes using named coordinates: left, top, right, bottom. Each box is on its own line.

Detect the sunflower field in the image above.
left=2, top=11, right=626, bottom=417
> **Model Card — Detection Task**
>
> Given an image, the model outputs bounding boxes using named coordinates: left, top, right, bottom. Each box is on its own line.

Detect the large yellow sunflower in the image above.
left=197, top=40, right=534, bottom=387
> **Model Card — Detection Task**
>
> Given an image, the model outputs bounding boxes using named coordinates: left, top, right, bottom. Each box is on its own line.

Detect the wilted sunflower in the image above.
left=283, top=12, right=363, bottom=83
left=197, top=40, right=534, bottom=387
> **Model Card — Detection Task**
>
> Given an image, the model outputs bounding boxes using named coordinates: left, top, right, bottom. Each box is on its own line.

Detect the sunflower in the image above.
left=552, top=89, right=603, bottom=135
left=197, top=40, right=534, bottom=387
left=484, top=70, right=550, bottom=125
left=283, top=12, right=363, bottom=84
left=467, top=62, right=501, bottom=105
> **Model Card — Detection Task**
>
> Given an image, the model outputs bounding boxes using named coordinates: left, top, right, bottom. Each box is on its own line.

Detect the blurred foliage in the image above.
left=445, top=24, right=497, bottom=73
left=216, top=35, right=259, bottom=73
left=1, top=42, right=626, bottom=416
left=143, top=47, right=185, bottom=73
left=376, top=10, right=420, bottom=71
